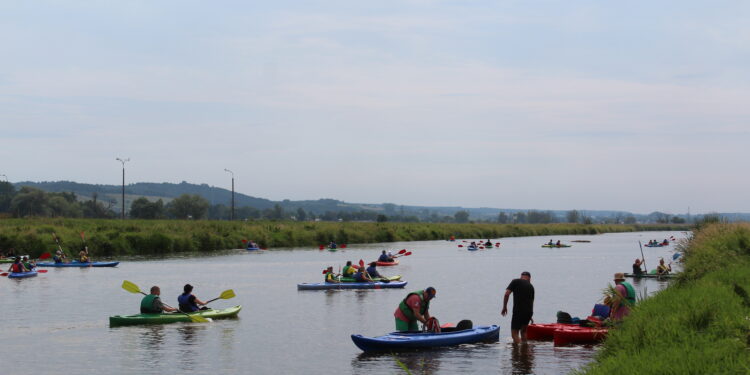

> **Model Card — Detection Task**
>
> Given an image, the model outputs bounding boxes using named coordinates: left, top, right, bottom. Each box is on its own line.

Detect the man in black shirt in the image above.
left=501, top=271, right=535, bottom=343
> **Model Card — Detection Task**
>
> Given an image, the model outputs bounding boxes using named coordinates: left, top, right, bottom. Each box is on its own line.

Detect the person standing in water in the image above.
left=501, top=271, right=535, bottom=343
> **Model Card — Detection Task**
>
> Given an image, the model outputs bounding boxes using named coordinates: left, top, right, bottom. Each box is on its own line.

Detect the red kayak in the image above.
left=553, top=327, right=609, bottom=346
left=526, top=323, right=578, bottom=340
left=376, top=259, right=399, bottom=267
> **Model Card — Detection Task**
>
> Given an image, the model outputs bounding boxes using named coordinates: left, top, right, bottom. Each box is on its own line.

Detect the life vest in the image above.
left=621, top=282, right=636, bottom=306
left=53, top=256, right=63, bottom=264
left=342, top=265, right=355, bottom=276
left=354, top=271, right=367, bottom=282
left=324, top=271, right=337, bottom=282
left=140, top=295, right=160, bottom=313
left=366, top=266, right=378, bottom=277
left=178, top=293, right=199, bottom=312
left=11, top=263, right=24, bottom=273
left=398, top=290, right=429, bottom=322
left=378, top=254, right=390, bottom=262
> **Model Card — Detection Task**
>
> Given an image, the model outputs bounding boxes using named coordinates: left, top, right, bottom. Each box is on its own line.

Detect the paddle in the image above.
left=39, top=252, right=51, bottom=260
left=319, top=245, right=325, bottom=250
left=204, top=289, right=236, bottom=304
left=638, top=240, right=647, bottom=273
left=394, top=251, right=412, bottom=258
left=51, top=232, right=65, bottom=255
left=457, top=245, right=464, bottom=248
left=120, top=280, right=210, bottom=323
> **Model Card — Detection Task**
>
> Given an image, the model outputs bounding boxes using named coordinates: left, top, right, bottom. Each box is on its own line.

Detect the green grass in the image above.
left=577, top=223, right=750, bottom=375
left=0, top=217, right=688, bottom=257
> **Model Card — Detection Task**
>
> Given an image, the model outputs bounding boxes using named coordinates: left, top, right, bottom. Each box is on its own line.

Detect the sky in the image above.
left=1, top=1, right=749, bottom=214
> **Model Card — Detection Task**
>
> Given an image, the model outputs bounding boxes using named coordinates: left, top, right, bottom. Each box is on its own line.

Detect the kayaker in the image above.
left=329, top=241, right=337, bottom=249
left=394, top=287, right=437, bottom=331
left=22, top=256, right=34, bottom=270
left=342, top=261, right=357, bottom=277
left=7, top=257, right=28, bottom=273
left=177, top=284, right=208, bottom=312
left=656, top=258, right=672, bottom=276
left=548, top=239, right=554, bottom=245
left=469, top=241, right=477, bottom=248
left=79, top=246, right=89, bottom=263
left=501, top=271, right=535, bottom=344
left=485, top=239, right=492, bottom=247
left=611, top=273, right=636, bottom=321
left=366, top=262, right=382, bottom=279
left=324, top=266, right=340, bottom=283
left=378, top=250, right=393, bottom=263
left=555, top=240, right=561, bottom=246
left=53, top=250, right=66, bottom=264
left=353, top=267, right=373, bottom=283
left=140, top=286, right=177, bottom=313
left=632, top=258, right=644, bottom=275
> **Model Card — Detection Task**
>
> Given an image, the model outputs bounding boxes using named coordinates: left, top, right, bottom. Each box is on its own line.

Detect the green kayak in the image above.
left=109, top=305, right=242, bottom=327
left=339, top=275, right=401, bottom=283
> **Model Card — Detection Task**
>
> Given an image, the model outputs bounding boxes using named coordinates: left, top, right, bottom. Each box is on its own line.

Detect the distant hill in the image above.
left=13, top=180, right=749, bottom=223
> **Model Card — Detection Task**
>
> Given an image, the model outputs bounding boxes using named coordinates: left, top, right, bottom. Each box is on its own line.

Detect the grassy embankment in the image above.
left=0, top=218, right=689, bottom=257
left=578, top=223, right=750, bottom=374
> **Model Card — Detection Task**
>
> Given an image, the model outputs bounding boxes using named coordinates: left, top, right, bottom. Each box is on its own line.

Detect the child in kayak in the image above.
left=324, top=266, right=340, bottom=283
left=342, top=261, right=357, bottom=277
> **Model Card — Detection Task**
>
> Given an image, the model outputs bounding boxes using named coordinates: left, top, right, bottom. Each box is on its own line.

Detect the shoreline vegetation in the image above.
left=0, top=218, right=689, bottom=258
left=578, top=222, right=750, bottom=374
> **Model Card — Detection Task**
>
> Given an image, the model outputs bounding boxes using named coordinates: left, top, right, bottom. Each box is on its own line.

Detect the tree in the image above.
left=0, top=181, right=16, bottom=212
left=566, top=210, right=580, bottom=223
left=130, top=197, right=165, bottom=219
left=167, top=194, right=209, bottom=219
left=624, top=215, right=637, bottom=224
left=10, top=187, right=50, bottom=217
left=376, top=214, right=388, bottom=222
left=497, top=212, right=509, bottom=224
left=454, top=210, right=470, bottom=223
left=296, top=207, right=307, bottom=221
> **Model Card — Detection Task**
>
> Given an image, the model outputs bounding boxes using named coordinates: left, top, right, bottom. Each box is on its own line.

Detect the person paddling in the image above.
left=632, top=258, right=644, bottom=275
left=485, top=239, right=492, bottom=247
left=177, top=284, right=208, bottom=312
left=656, top=258, right=672, bottom=276
left=353, top=266, right=373, bottom=283
left=342, top=261, right=356, bottom=277
left=53, top=250, right=66, bottom=264
left=141, top=286, right=177, bottom=313
left=328, top=241, right=337, bottom=249
left=7, top=257, right=28, bottom=274
left=366, top=262, right=382, bottom=280
left=394, top=287, right=437, bottom=331
left=79, top=246, right=89, bottom=263
left=324, top=266, right=340, bottom=283
left=378, top=250, right=394, bottom=263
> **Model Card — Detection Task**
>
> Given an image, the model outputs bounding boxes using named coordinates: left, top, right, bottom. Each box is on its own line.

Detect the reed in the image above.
left=0, top=218, right=688, bottom=257
left=577, top=223, right=750, bottom=374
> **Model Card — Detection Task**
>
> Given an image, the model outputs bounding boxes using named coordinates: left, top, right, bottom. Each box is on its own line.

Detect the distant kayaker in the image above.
left=22, top=256, right=34, bottom=270
left=610, top=273, right=635, bottom=321
left=469, top=241, right=477, bottom=248
left=329, top=241, right=337, bottom=249
left=177, top=284, right=208, bottom=312
left=394, top=287, right=437, bottom=331
left=324, top=266, right=340, bottom=283
left=79, top=246, right=89, bottom=263
left=378, top=250, right=394, bottom=263
left=632, top=259, right=644, bottom=275
left=366, top=262, right=382, bottom=279
left=353, top=267, right=373, bottom=283
left=656, top=258, right=672, bottom=276
left=555, top=240, right=561, bottom=246
left=548, top=239, right=554, bottom=245
left=485, top=240, right=492, bottom=247
left=7, top=257, right=28, bottom=273
left=53, top=250, right=66, bottom=264
left=342, top=261, right=356, bottom=277
left=140, top=286, right=177, bottom=313
left=501, top=271, right=535, bottom=344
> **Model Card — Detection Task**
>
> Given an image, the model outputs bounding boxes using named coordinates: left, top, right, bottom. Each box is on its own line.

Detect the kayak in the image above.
left=376, top=259, right=399, bottom=267
left=36, top=261, right=120, bottom=267
left=109, top=305, right=242, bottom=327
left=351, top=325, right=500, bottom=352
left=526, top=323, right=578, bottom=340
left=553, top=326, right=609, bottom=346
left=339, top=275, right=401, bottom=282
left=8, top=271, right=38, bottom=279
left=643, top=244, right=664, bottom=247
left=625, top=273, right=676, bottom=279
left=246, top=247, right=260, bottom=251
left=0, top=259, right=14, bottom=264
left=571, top=240, right=591, bottom=243
left=541, top=244, right=571, bottom=248
left=297, top=281, right=407, bottom=290
left=467, top=246, right=479, bottom=251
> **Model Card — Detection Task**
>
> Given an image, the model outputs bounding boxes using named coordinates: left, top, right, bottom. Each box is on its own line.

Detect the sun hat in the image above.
left=614, top=272, right=626, bottom=281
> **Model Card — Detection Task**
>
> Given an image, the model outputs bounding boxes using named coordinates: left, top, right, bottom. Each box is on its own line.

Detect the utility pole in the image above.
left=224, top=168, right=234, bottom=220
left=116, top=157, right=130, bottom=219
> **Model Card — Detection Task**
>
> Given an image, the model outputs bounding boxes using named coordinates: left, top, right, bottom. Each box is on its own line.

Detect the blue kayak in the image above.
left=246, top=247, right=260, bottom=251
left=8, top=271, right=38, bottom=279
left=467, top=246, right=479, bottom=251
left=36, top=261, right=120, bottom=267
left=297, top=281, right=407, bottom=290
left=351, top=325, right=500, bottom=352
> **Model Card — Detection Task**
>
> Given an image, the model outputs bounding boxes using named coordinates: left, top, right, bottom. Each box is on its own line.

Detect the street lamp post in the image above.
left=224, top=168, right=234, bottom=220
left=116, top=157, right=130, bottom=219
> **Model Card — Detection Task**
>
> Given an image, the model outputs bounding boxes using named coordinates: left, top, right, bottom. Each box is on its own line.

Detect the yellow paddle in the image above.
left=121, top=280, right=210, bottom=323
left=205, top=289, right=236, bottom=304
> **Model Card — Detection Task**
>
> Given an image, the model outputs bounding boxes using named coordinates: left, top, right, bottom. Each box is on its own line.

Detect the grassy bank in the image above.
left=0, top=218, right=689, bottom=257
left=578, top=223, right=750, bottom=374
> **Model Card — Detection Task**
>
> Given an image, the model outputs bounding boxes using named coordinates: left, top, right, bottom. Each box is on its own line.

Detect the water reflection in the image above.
left=177, top=325, right=206, bottom=371
left=140, top=325, right=166, bottom=367
left=354, top=351, right=442, bottom=375
left=510, top=342, right=535, bottom=374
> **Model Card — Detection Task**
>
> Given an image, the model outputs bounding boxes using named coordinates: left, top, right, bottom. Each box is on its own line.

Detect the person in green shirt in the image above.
left=140, top=286, right=177, bottom=313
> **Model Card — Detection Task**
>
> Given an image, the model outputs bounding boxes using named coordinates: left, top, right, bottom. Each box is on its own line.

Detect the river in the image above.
left=1, top=231, right=684, bottom=374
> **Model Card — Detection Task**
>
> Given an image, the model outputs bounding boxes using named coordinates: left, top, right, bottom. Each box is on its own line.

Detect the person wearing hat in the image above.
left=502, top=271, right=535, bottom=343
left=177, top=284, right=208, bottom=312
left=53, top=250, right=67, bottom=264
left=611, top=273, right=636, bottom=321
left=656, top=258, right=672, bottom=276
left=394, top=287, right=437, bottom=331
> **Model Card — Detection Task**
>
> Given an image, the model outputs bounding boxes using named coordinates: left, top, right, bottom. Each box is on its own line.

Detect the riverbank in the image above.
left=578, top=223, right=750, bottom=374
left=0, top=218, right=690, bottom=257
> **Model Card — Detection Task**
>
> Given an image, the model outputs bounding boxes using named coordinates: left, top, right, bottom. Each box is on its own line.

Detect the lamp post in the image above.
left=224, top=168, right=234, bottom=220
left=116, top=157, right=130, bottom=219
left=0, top=174, right=7, bottom=182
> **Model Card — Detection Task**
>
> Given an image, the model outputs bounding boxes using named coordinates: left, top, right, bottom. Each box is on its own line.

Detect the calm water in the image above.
left=1, top=231, right=684, bottom=375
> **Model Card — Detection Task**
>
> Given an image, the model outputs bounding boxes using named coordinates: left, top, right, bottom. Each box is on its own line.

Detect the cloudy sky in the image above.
left=2, top=1, right=749, bottom=214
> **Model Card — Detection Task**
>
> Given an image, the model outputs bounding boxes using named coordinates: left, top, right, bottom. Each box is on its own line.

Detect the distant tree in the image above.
left=454, top=210, right=470, bottom=223
left=130, top=197, right=165, bottom=219
left=0, top=181, right=16, bottom=212
left=383, top=203, right=397, bottom=215
left=671, top=216, right=686, bottom=224
left=527, top=210, right=555, bottom=224
left=296, top=207, right=308, bottom=221
left=497, top=212, right=509, bottom=224
left=624, top=215, right=637, bottom=224
left=10, top=187, right=49, bottom=217
left=566, top=210, right=580, bottom=223
left=376, top=214, right=388, bottom=222
left=48, top=195, right=82, bottom=217
left=167, top=194, right=209, bottom=219
left=513, top=212, right=527, bottom=224
left=582, top=216, right=593, bottom=225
